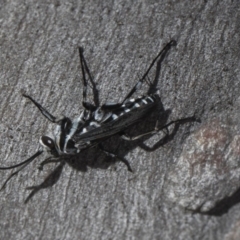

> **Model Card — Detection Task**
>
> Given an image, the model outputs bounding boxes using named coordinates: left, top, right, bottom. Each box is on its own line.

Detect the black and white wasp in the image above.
left=0, top=40, right=195, bottom=189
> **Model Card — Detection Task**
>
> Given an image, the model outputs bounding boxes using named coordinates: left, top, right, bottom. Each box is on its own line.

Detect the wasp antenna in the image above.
left=0, top=150, right=43, bottom=170
left=1, top=164, right=26, bottom=190
left=0, top=150, right=43, bottom=190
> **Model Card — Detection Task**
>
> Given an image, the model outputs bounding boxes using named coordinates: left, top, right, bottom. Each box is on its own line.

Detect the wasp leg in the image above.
left=80, top=47, right=100, bottom=107
left=120, top=116, right=197, bottom=141
left=22, top=94, right=57, bottom=123
left=121, top=40, right=176, bottom=103
left=98, top=144, right=133, bottom=172
left=101, top=102, right=122, bottom=111
left=79, top=47, right=99, bottom=111
left=38, top=157, right=62, bottom=171
left=120, top=121, right=162, bottom=141
left=101, top=40, right=176, bottom=111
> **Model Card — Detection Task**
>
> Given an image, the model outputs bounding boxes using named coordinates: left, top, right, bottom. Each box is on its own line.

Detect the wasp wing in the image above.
left=73, top=100, right=157, bottom=143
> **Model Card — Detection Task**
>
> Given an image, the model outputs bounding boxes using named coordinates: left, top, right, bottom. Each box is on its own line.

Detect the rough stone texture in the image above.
left=0, top=0, right=240, bottom=240
left=165, top=118, right=240, bottom=213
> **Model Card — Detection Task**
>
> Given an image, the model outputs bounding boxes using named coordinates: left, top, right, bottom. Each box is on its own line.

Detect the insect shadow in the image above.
left=189, top=186, right=240, bottom=217
left=0, top=41, right=198, bottom=203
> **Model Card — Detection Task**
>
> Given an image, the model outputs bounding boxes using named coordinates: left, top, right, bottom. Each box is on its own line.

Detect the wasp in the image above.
left=0, top=40, right=196, bottom=190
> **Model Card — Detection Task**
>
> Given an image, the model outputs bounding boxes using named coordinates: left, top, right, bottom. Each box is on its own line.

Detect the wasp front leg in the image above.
left=38, top=157, right=63, bottom=171
left=22, top=94, right=57, bottom=123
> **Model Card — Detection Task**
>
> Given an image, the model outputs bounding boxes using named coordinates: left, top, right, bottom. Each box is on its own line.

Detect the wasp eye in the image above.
left=40, top=136, right=55, bottom=150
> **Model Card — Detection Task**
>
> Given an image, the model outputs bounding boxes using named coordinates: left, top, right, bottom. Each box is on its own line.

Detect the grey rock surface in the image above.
left=165, top=118, right=240, bottom=213
left=0, top=0, right=240, bottom=240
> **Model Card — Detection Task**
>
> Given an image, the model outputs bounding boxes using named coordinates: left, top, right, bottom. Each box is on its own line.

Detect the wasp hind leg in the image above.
left=120, top=116, right=197, bottom=141
left=121, top=40, right=176, bottom=104
left=120, top=121, right=162, bottom=141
